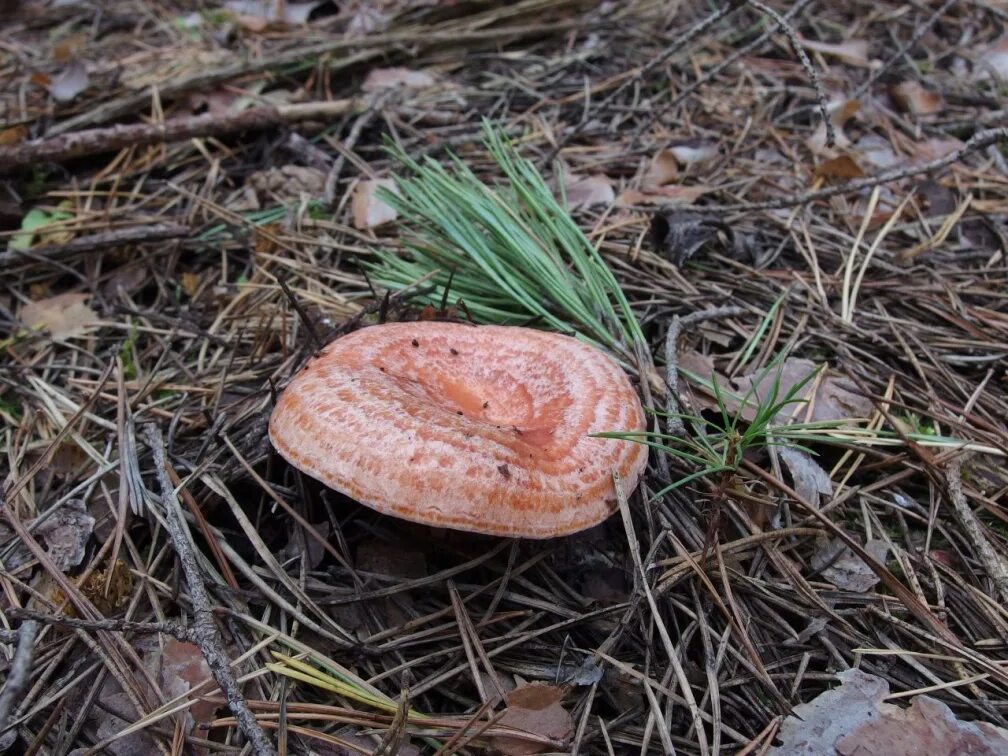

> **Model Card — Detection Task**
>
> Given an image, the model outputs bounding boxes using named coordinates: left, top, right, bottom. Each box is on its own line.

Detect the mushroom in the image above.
left=268, top=322, right=647, bottom=538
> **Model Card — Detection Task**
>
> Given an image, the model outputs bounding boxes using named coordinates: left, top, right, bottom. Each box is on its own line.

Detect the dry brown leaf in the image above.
left=20, top=292, right=98, bottom=340
left=807, top=98, right=859, bottom=154
left=799, top=37, right=871, bottom=67
left=0, top=125, right=27, bottom=146
left=492, top=683, right=573, bottom=755
left=563, top=173, right=615, bottom=209
left=33, top=499, right=94, bottom=572
left=52, top=33, right=87, bottom=63
left=912, top=137, right=962, bottom=164
left=773, top=669, right=1008, bottom=755
left=811, top=537, right=889, bottom=592
left=158, top=639, right=221, bottom=730
left=815, top=154, right=865, bottom=180
left=643, top=149, right=679, bottom=187
left=679, top=354, right=873, bottom=426
left=617, top=185, right=712, bottom=206
left=351, top=179, right=398, bottom=229
left=889, top=81, right=942, bottom=116
left=362, top=67, right=436, bottom=91
left=779, top=448, right=832, bottom=507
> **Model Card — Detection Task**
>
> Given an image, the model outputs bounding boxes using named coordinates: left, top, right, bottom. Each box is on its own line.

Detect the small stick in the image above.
left=144, top=425, right=276, bottom=756
left=0, top=620, right=39, bottom=737
left=944, top=455, right=1008, bottom=606
left=0, top=224, right=189, bottom=268
left=664, top=306, right=746, bottom=436
left=704, top=127, right=1008, bottom=212
left=0, top=101, right=359, bottom=172
left=9, top=608, right=197, bottom=642
left=746, top=0, right=834, bottom=148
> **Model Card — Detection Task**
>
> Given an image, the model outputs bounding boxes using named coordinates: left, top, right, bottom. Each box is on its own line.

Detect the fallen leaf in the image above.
left=806, top=98, right=859, bottom=154
left=248, top=165, right=327, bottom=197
left=811, top=537, right=889, bottom=592
left=798, top=37, right=871, bottom=67
left=772, top=669, right=1008, bottom=755
left=580, top=567, right=627, bottom=605
left=280, top=521, right=331, bottom=569
left=180, top=271, right=202, bottom=299
left=976, top=34, right=1008, bottom=80
left=856, top=133, right=901, bottom=169
left=9, top=206, right=73, bottom=251
left=779, top=447, right=832, bottom=507
left=915, top=180, right=957, bottom=217
left=680, top=356, right=873, bottom=427
left=0, top=125, right=27, bottom=146
left=649, top=210, right=729, bottom=266
left=92, top=679, right=159, bottom=756
left=157, top=639, right=221, bottom=731
left=889, top=81, right=942, bottom=116
left=50, top=441, right=90, bottom=477
left=20, top=292, right=98, bottom=341
left=33, top=499, right=94, bottom=571
left=736, top=358, right=872, bottom=425
left=667, top=139, right=718, bottom=167
left=563, top=173, right=614, bottom=209
left=225, top=0, right=319, bottom=27
left=48, top=59, right=89, bottom=102
left=617, top=184, right=712, bottom=206
left=814, top=154, right=865, bottom=181
left=492, top=683, right=573, bottom=755
left=346, top=1, right=392, bottom=35
left=351, top=179, right=398, bottom=229
left=362, top=67, right=436, bottom=91
left=643, top=149, right=679, bottom=187
left=912, top=137, right=962, bottom=164
left=356, top=538, right=426, bottom=578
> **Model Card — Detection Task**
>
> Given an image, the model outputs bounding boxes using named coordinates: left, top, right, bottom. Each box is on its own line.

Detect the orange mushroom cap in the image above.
left=268, top=322, right=647, bottom=538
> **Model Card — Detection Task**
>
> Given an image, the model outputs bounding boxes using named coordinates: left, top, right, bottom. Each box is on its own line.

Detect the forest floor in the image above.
left=1, top=1, right=1007, bottom=754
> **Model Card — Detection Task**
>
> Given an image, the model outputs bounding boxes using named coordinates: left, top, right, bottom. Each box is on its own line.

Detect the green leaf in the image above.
left=9, top=206, right=74, bottom=251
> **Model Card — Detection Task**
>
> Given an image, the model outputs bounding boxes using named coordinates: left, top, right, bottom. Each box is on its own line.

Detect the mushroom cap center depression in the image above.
left=383, top=362, right=561, bottom=453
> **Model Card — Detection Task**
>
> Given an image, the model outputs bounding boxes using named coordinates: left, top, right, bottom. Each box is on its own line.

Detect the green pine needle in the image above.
left=369, top=120, right=645, bottom=362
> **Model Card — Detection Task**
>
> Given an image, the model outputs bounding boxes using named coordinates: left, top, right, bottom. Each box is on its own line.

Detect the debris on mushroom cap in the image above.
left=268, top=322, right=648, bottom=538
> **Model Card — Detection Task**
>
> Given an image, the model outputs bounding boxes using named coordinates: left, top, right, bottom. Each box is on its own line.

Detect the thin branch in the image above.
left=0, top=101, right=359, bottom=172
left=0, top=224, right=189, bottom=268
left=9, top=608, right=197, bottom=643
left=944, top=455, right=1008, bottom=606
left=0, top=620, right=39, bottom=737
left=704, top=127, right=1008, bottom=212
left=664, top=306, right=747, bottom=436
left=747, top=0, right=834, bottom=149
left=144, top=425, right=276, bottom=756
